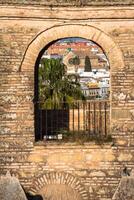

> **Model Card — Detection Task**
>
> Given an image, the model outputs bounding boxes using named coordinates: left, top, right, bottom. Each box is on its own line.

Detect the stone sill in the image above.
left=34, top=140, right=113, bottom=149
left=1, top=1, right=134, bottom=7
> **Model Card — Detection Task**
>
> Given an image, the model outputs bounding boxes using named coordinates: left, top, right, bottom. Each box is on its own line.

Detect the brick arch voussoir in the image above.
left=29, top=171, right=89, bottom=200
left=20, top=24, right=125, bottom=72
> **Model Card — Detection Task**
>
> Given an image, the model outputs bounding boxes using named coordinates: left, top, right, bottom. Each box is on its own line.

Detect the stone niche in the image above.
left=40, top=184, right=82, bottom=200
left=30, top=172, right=89, bottom=200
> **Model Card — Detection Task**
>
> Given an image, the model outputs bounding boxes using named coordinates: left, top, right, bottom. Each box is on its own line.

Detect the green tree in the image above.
left=84, top=55, right=92, bottom=72
left=68, top=56, right=80, bottom=72
left=39, top=58, right=85, bottom=109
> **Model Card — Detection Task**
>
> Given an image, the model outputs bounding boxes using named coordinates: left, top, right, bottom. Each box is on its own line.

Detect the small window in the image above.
left=35, top=37, right=110, bottom=142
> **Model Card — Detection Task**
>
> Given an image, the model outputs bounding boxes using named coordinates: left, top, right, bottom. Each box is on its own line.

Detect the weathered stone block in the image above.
left=112, top=177, right=134, bottom=200
left=0, top=172, right=27, bottom=200
left=118, top=153, right=133, bottom=162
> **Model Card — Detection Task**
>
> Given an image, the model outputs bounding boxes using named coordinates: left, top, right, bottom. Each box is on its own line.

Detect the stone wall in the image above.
left=0, top=0, right=134, bottom=6
left=0, top=4, right=134, bottom=200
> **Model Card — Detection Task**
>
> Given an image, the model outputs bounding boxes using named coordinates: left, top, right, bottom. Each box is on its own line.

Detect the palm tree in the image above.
left=38, top=58, right=85, bottom=109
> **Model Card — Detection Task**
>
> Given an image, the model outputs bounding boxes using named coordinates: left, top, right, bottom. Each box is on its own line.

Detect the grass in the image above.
left=58, top=130, right=113, bottom=145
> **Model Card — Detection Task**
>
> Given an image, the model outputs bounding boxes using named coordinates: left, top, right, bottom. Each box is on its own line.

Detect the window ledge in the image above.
left=34, top=140, right=114, bottom=149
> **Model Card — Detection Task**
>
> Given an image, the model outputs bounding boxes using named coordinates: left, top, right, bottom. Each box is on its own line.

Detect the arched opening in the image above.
left=34, top=37, right=110, bottom=142
left=20, top=24, right=125, bottom=143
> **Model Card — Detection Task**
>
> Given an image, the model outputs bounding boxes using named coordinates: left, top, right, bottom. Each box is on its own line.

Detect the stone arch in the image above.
left=29, top=172, right=89, bottom=200
left=20, top=24, right=125, bottom=72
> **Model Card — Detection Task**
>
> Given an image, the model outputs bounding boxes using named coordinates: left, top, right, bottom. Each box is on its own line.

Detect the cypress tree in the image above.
left=84, top=55, right=92, bottom=72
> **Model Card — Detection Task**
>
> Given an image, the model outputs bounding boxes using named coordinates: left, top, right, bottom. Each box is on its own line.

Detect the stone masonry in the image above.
left=0, top=172, right=27, bottom=200
left=0, top=1, right=134, bottom=200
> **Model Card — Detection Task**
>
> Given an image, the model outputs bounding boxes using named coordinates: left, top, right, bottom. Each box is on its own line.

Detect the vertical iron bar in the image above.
left=55, top=106, right=58, bottom=135
left=73, top=102, right=74, bottom=132
left=50, top=101, right=52, bottom=139
left=78, top=101, right=80, bottom=132
left=96, top=102, right=98, bottom=135
left=51, top=101, right=54, bottom=139
left=85, top=102, right=87, bottom=132
left=49, top=102, right=51, bottom=140
left=88, top=102, right=91, bottom=136
left=67, top=103, right=69, bottom=132
left=62, top=102, right=64, bottom=138
left=94, top=102, right=96, bottom=135
left=83, top=101, right=85, bottom=133
left=105, top=101, right=107, bottom=137
left=99, top=101, right=102, bottom=136
left=45, top=107, right=47, bottom=141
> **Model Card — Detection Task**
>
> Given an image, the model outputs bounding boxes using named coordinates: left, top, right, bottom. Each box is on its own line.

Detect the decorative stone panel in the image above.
left=30, top=172, right=89, bottom=200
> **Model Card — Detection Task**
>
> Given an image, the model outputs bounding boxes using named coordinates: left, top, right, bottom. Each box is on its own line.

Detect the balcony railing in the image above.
left=37, top=100, right=110, bottom=141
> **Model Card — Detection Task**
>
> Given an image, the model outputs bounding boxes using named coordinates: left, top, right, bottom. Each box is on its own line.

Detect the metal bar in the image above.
left=85, top=102, right=87, bottom=131
left=62, top=103, right=64, bottom=138
left=78, top=101, right=80, bottom=132
left=105, top=101, right=107, bottom=136
left=96, top=102, right=98, bottom=135
left=56, top=107, right=58, bottom=135
left=99, top=101, right=102, bottom=136
left=52, top=104, right=54, bottom=138
left=88, top=102, right=91, bottom=135
left=45, top=108, right=47, bottom=141
left=83, top=101, right=85, bottom=132
left=94, top=102, right=96, bottom=135
left=39, top=100, right=109, bottom=141
left=73, top=102, right=74, bottom=132
left=67, top=103, right=69, bottom=132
